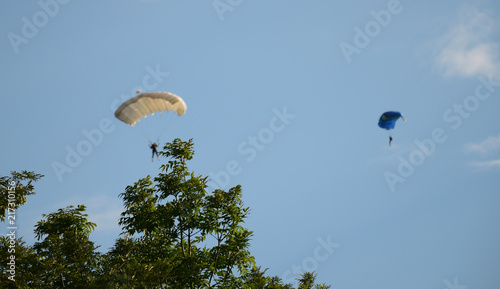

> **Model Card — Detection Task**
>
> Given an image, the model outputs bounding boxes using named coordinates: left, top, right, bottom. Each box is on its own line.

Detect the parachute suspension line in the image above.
left=386, top=130, right=392, bottom=146
left=155, top=111, right=176, bottom=144
left=132, top=117, right=151, bottom=143
left=135, top=123, right=153, bottom=144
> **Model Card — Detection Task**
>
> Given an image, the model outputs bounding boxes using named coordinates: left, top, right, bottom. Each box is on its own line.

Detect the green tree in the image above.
left=0, top=237, right=42, bottom=289
left=33, top=204, right=100, bottom=288
left=297, top=272, right=331, bottom=289
left=109, top=139, right=331, bottom=288
left=1, top=141, right=332, bottom=288
left=97, top=236, right=138, bottom=288
left=241, top=266, right=294, bottom=289
left=113, top=138, right=255, bottom=288
left=0, top=171, right=43, bottom=288
left=0, top=171, right=43, bottom=222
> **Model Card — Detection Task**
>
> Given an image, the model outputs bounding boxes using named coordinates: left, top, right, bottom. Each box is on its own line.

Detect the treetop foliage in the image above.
left=1, top=139, right=331, bottom=288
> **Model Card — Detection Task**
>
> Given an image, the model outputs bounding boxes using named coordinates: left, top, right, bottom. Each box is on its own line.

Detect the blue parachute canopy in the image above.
left=378, top=111, right=405, bottom=130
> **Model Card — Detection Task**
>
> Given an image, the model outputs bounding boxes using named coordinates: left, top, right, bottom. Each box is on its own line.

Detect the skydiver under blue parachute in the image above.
left=378, top=111, right=406, bottom=146
left=114, top=89, right=187, bottom=161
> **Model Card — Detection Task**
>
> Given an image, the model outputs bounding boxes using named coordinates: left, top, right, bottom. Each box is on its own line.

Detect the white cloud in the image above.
left=464, top=134, right=500, bottom=155
left=435, top=5, right=499, bottom=77
left=464, top=134, right=500, bottom=171
left=468, top=158, right=500, bottom=170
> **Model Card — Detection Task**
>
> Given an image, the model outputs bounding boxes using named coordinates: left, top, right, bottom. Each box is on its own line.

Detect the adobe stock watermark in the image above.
left=7, top=0, right=72, bottom=54
left=339, top=0, right=411, bottom=63
left=5, top=181, right=17, bottom=282
left=384, top=74, right=499, bottom=192
left=213, top=0, right=243, bottom=21
left=51, top=64, right=170, bottom=183
left=51, top=119, right=115, bottom=182
left=207, top=107, right=296, bottom=189
left=281, top=235, right=339, bottom=284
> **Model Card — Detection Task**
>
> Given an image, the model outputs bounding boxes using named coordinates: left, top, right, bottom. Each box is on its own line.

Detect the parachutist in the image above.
left=150, top=142, right=160, bottom=161
left=378, top=111, right=405, bottom=146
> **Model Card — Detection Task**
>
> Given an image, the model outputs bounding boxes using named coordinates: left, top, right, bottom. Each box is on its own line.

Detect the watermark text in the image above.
left=5, top=181, right=17, bottom=281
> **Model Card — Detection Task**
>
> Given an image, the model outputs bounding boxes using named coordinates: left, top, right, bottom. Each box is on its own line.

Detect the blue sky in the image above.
left=1, top=0, right=500, bottom=288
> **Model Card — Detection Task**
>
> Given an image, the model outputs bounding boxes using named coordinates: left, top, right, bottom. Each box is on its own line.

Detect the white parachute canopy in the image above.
left=114, top=91, right=187, bottom=126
